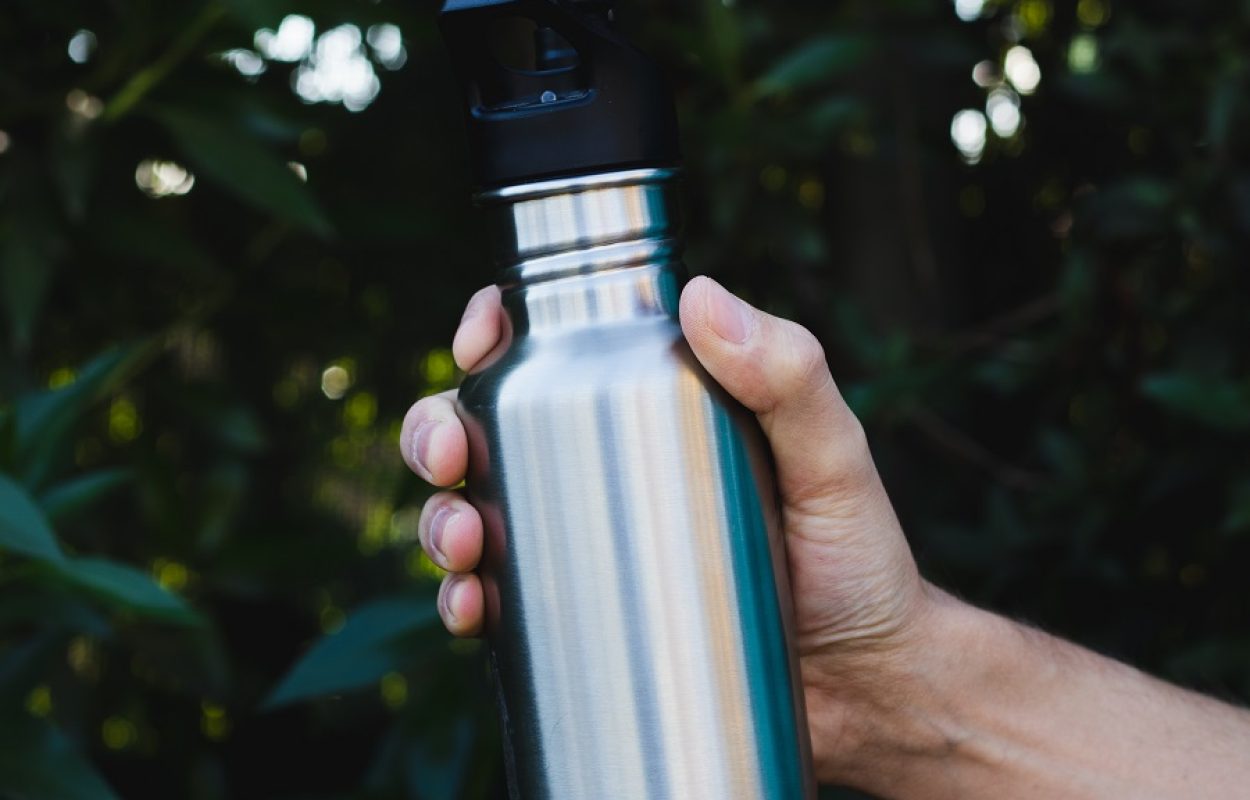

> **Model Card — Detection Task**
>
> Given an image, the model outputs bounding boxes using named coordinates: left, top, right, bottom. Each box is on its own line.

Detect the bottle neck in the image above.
left=479, top=168, right=684, bottom=334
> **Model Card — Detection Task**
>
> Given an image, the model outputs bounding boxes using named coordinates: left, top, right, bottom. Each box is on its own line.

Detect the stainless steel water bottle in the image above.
left=439, top=2, right=815, bottom=797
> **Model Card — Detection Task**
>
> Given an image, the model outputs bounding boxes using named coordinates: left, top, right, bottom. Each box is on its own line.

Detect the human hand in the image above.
left=399, top=277, right=942, bottom=784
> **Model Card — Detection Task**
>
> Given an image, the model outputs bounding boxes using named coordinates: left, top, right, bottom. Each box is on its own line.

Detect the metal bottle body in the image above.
left=457, top=170, right=815, bottom=799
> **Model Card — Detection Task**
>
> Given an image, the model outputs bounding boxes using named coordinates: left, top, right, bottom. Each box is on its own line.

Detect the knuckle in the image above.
left=781, top=324, right=830, bottom=392
left=843, top=413, right=871, bottom=459
left=824, top=421, right=877, bottom=498
left=788, top=423, right=878, bottom=512
left=838, top=417, right=875, bottom=481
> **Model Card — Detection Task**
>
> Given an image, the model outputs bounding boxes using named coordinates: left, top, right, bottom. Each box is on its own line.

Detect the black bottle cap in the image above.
left=438, top=0, right=681, bottom=189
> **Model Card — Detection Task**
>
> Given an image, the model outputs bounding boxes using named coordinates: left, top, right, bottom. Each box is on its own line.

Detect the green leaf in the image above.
left=806, top=96, right=866, bottom=136
left=0, top=591, right=111, bottom=638
left=1079, top=177, right=1173, bottom=243
left=14, top=343, right=149, bottom=489
left=182, top=394, right=268, bottom=455
left=15, top=347, right=140, bottom=448
left=701, top=0, right=744, bottom=84
left=0, top=474, right=65, bottom=563
left=265, top=595, right=440, bottom=709
left=38, top=469, right=132, bottom=523
left=1141, top=372, right=1250, bottom=431
left=0, top=714, right=120, bottom=800
left=152, top=107, right=334, bottom=238
left=43, top=558, right=202, bottom=626
left=754, top=36, right=872, bottom=97
left=0, top=634, right=64, bottom=708
left=406, top=716, right=477, bottom=800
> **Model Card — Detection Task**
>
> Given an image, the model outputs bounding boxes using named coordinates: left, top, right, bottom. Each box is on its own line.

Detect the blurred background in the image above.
left=1, top=0, right=1248, bottom=797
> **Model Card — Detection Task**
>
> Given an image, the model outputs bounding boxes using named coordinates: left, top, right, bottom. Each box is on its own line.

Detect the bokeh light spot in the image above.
left=48, top=367, right=76, bottom=389
left=954, top=0, right=984, bottom=22
left=254, top=15, right=314, bottom=62
left=1179, top=564, right=1207, bottom=588
left=319, top=592, right=346, bottom=633
left=380, top=672, right=408, bottom=709
left=343, top=392, right=378, bottom=429
left=26, top=685, right=52, bottom=718
left=366, top=24, right=407, bottom=70
left=1076, top=0, right=1111, bottom=28
left=321, top=364, right=353, bottom=400
left=221, top=49, right=265, bottom=77
left=389, top=508, right=421, bottom=545
left=108, top=396, right=142, bottom=443
left=797, top=178, right=826, bottom=211
left=68, top=29, right=97, bottom=64
left=135, top=159, right=195, bottom=198
left=66, top=89, right=103, bottom=119
left=201, top=703, right=231, bottom=741
left=152, top=558, right=190, bottom=591
left=422, top=350, right=457, bottom=388
left=359, top=503, right=393, bottom=554
left=407, top=547, right=445, bottom=580
left=294, top=24, right=380, bottom=112
left=986, top=88, right=1022, bottom=137
left=1004, top=46, right=1041, bottom=94
left=67, top=636, right=101, bottom=680
left=951, top=109, right=988, bottom=163
left=102, top=717, right=138, bottom=751
left=972, top=60, right=999, bottom=88
left=1015, top=0, right=1052, bottom=37
left=1068, top=34, right=1100, bottom=73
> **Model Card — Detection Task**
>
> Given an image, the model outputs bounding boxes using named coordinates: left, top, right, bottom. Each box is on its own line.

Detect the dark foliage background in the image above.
left=1, top=0, right=1248, bottom=797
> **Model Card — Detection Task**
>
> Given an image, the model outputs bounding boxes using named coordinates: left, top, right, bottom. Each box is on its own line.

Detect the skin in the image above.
left=400, top=277, right=1250, bottom=798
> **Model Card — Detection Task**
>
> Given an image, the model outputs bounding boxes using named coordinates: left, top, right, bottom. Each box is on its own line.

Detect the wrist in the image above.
left=806, top=583, right=1003, bottom=793
left=807, top=581, right=1250, bottom=799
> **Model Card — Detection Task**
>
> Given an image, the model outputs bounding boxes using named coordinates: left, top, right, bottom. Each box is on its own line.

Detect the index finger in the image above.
left=452, top=285, right=505, bottom=372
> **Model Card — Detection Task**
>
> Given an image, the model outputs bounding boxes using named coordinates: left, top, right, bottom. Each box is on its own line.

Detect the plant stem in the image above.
left=102, top=2, right=228, bottom=123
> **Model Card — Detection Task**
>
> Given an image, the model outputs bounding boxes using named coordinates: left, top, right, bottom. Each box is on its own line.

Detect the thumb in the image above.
left=679, top=277, right=875, bottom=513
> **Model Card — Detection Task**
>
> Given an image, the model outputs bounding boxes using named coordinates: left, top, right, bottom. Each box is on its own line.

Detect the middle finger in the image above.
left=419, top=491, right=484, bottom=573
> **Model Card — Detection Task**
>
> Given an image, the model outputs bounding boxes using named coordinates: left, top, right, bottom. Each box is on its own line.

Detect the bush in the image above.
left=1, top=1, right=1247, bottom=797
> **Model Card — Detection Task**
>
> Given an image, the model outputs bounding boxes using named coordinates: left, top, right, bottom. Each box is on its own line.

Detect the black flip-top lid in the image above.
left=438, top=0, right=681, bottom=188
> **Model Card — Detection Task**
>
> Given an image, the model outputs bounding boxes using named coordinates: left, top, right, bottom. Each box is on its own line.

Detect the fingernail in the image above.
left=429, top=507, right=458, bottom=566
left=705, top=281, right=755, bottom=344
left=461, top=296, right=484, bottom=324
left=411, top=419, right=439, bottom=479
left=443, top=578, right=463, bottom=625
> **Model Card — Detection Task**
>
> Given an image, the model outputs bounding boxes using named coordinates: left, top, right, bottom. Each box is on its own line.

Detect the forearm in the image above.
left=826, top=586, right=1250, bottom=799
